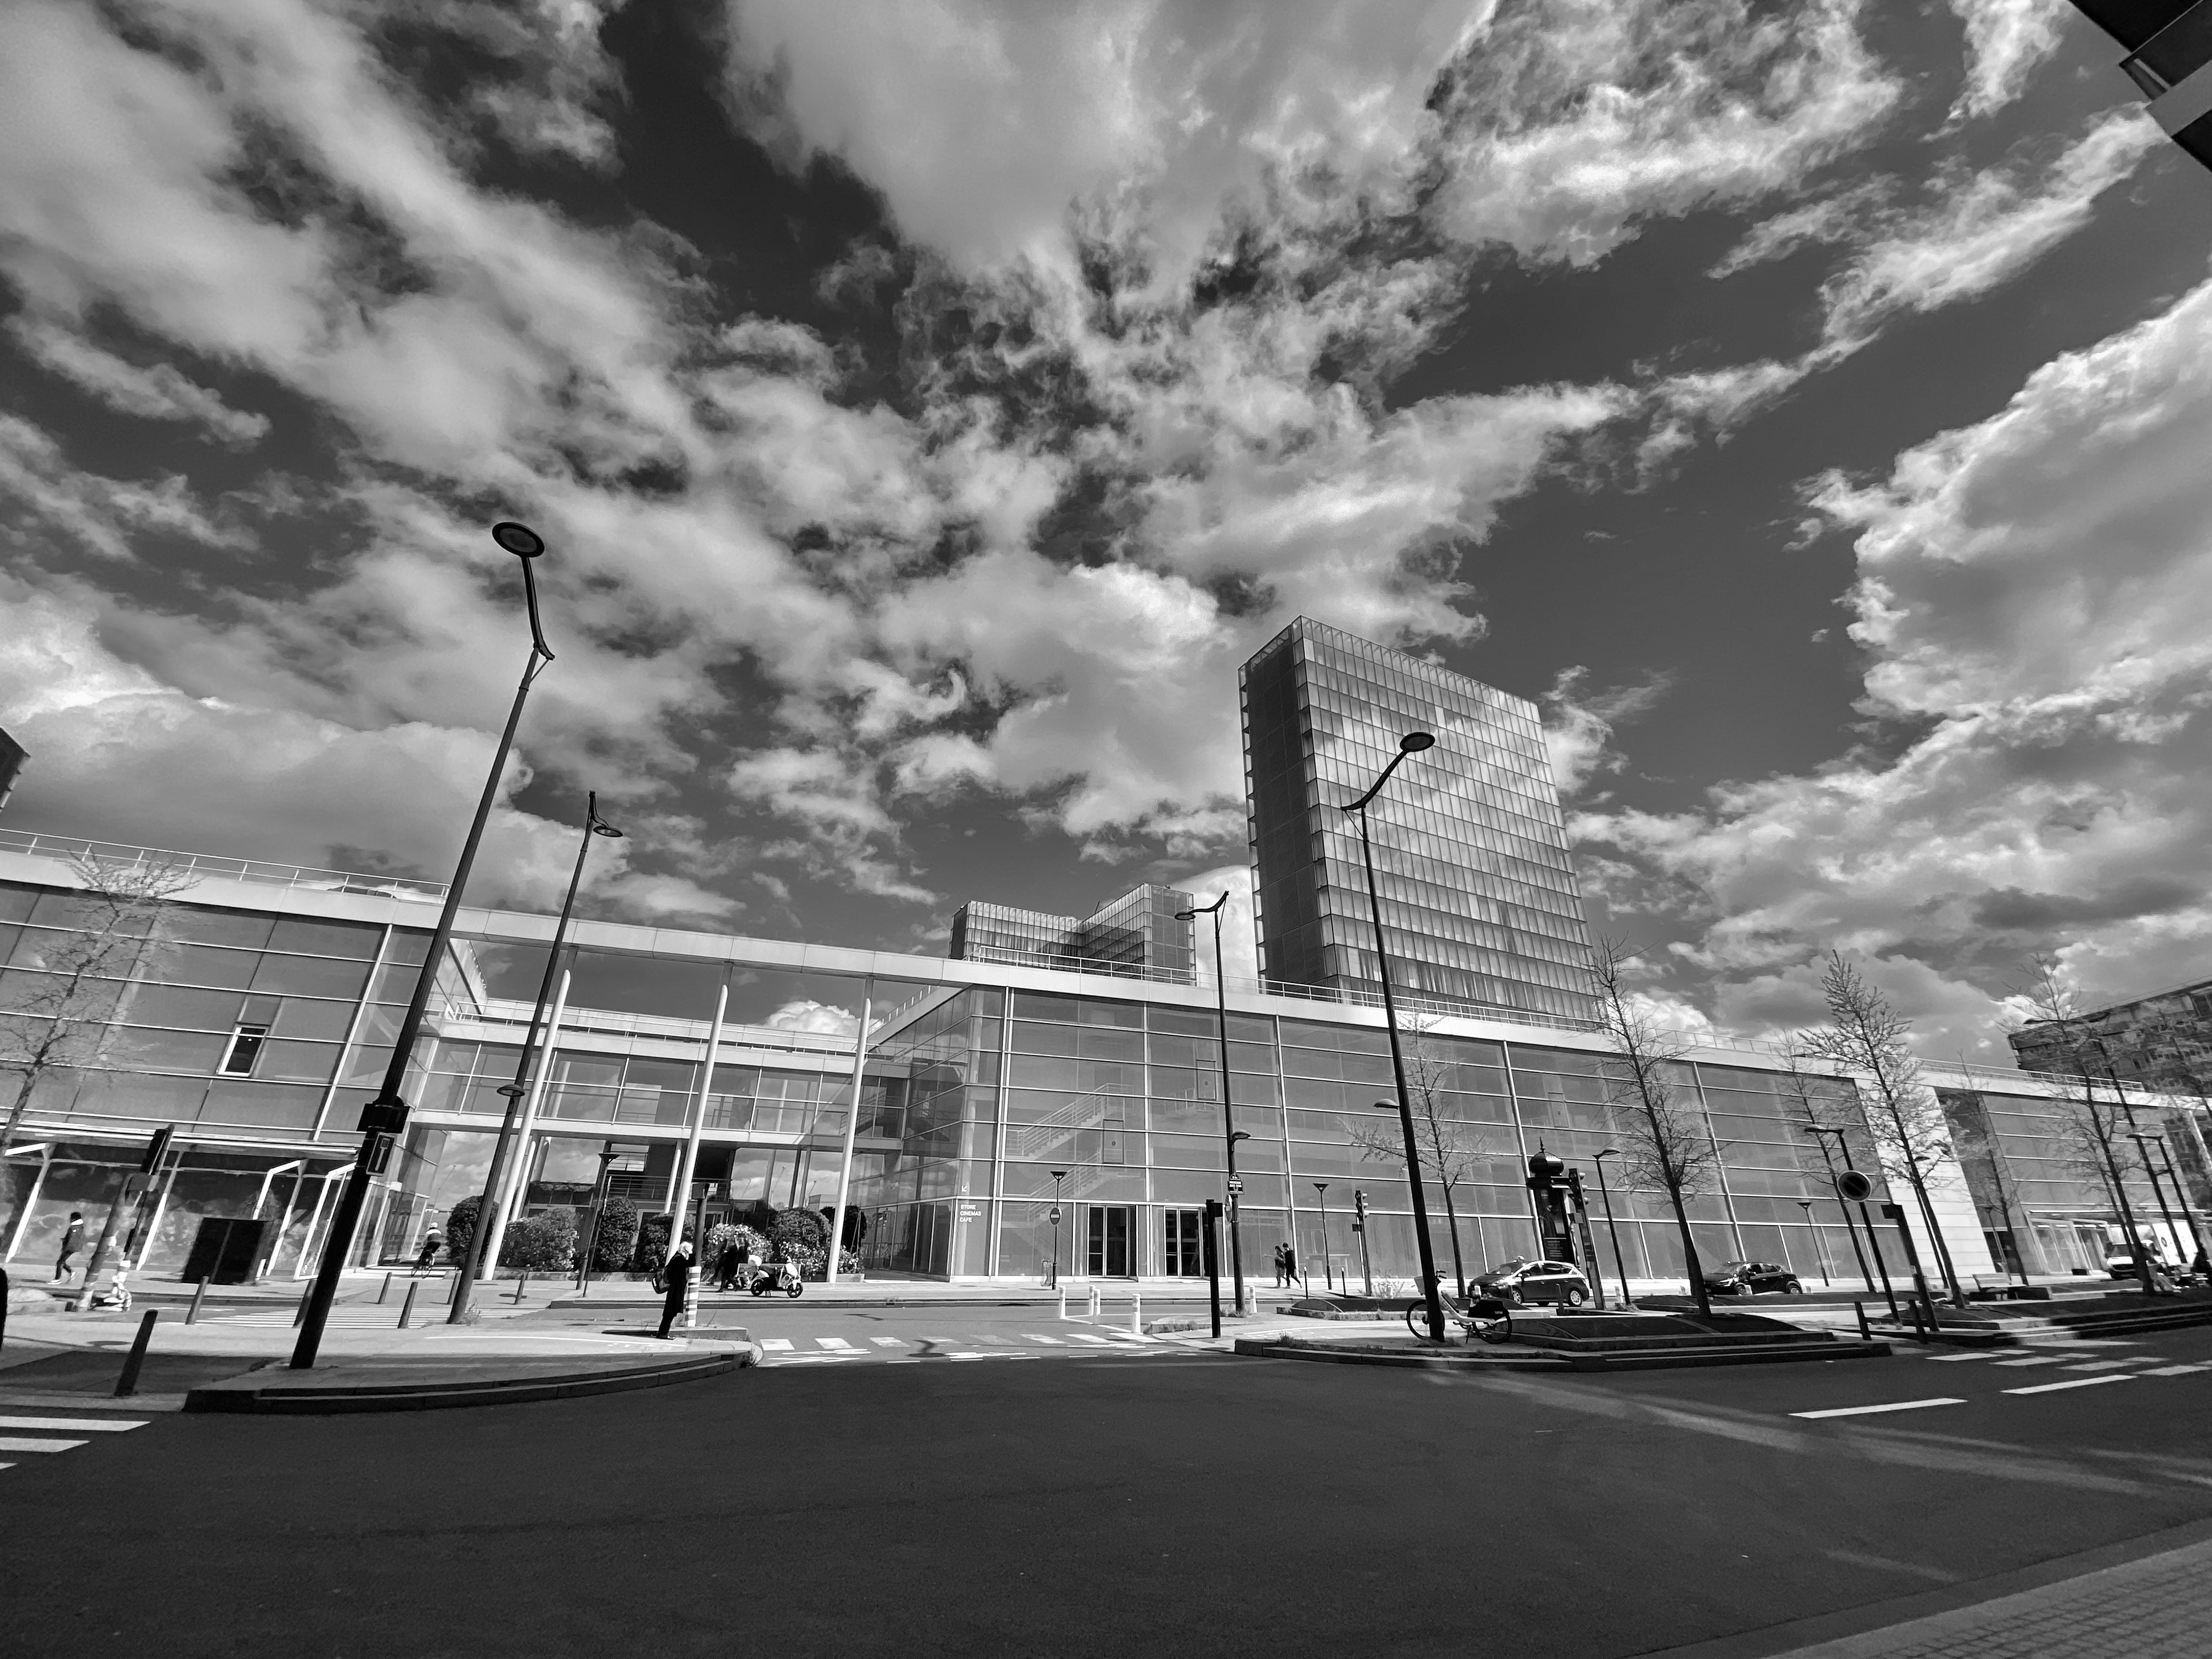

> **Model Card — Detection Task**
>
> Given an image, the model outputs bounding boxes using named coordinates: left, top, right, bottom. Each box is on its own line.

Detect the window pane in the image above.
left=254, top=1039, right=340, bottom=1084
left=267, top=918, right=382, bottom=958
left=110, top=1028, right=230, bottom=1071
left=118, top=984, right=244, bottom=1030
left=250, top=953, right=371, bottom=999
left=272, top=998, right=356, bottom=1040
left=158, top=907, right=275, bottom=950
left=164, top=943, right=260, bottom=989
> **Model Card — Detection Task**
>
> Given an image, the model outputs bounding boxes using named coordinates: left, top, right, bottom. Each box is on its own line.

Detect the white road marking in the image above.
left=2004, top=1375, right=2137, bottom=1396
left=1792, top=1398, right=1967, bottom=1420
left=1025, top=1334, right=1064, bottom=1344
left=870, top=1338, right=904, bottom=1347
left=0, top=1417, right=145, bottom=1433
left=1063, top=1334, right=1111, bottom=1345
left=2140, top=1364, right=2212, bottom=1376
left=0, top=1437, right=87, bottom=1453
left=759, top=1339, right=793, bottom=1351
left=815, top=1338, right=854, bottom=1350
left=1990, top=1355, right=2071, bottom=1367
left=1924, top=1352, right=2002, bottom=1362
left=2062, top=1358, right=2155, bottom=1372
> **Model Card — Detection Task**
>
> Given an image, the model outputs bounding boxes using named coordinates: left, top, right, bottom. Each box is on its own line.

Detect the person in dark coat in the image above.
left=658, top=1239, right=693, bottom=1338
left=54, top=1212, right=84, bottom=1284
left=715, top=1239, right=740, bottom=1293
left=1281, top=1242, right=1300, bottom=1288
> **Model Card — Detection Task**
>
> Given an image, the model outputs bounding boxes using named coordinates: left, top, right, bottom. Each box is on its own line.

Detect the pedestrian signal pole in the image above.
left=1352, top=1189, right=1373, bottom=1296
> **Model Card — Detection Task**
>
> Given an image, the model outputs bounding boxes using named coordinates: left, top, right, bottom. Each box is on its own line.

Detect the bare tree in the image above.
left=2, top=853, right=195, bottom=1162
left=1798, top=952, right=1966, bottom=1304
left=2009, top=952, right=2156, bottom=1288
left=1775, top=1043, right=1882, bottom=1294
left=1589, top=936, right=1725, bottom=1317
left=1346, top=1017, right=1504, bottom=1297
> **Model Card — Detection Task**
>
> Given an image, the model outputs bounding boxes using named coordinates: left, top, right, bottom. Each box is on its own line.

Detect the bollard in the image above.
left=185, top=1275, right=210, bottom=1326
left=1057, top=1288, right=1066, bottom=1320
left=447, top=1269, right=463, bottom=1306
left=114, top=1308, right=159, bottom=1397
left=511, top=1269, right=529, bottom=1306
left=396, top=1280, right=420, bottom=1329
left=376, top=1271, right=393, bottom=1305
left=291, top=1282, right=311, bottom=1328
left=1854, top=1299, right=1871, bottom=1341
left=1130, top=1293, right=1142, bottom=1337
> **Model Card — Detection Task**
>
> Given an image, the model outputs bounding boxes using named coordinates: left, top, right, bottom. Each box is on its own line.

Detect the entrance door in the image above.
left=1164, top=1209, right=1203, bottom=1277
left=1086, top=1205, right=1134, bottom=1277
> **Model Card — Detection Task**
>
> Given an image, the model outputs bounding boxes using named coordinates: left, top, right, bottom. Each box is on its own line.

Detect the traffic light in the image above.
left=1525, top=1152, right=1565, bottom=1192
left=2070, top=3, right=2212, bottom=171
left=1352, top=1189, right=1368, bottom=1233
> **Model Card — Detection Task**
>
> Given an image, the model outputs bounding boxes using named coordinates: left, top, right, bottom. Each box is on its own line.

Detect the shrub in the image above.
left=445, top=1195, right=481, bottom=1266
left=590, top=1195, right=639, bottom=1269
left=500, top=1212, right=578, bottom=1273
left=633, top=1212, right=672, bottom=1273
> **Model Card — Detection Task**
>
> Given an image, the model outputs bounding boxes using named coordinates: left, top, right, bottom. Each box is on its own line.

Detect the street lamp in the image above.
left=1313, top=1181, right=1331, bottom=1291
left=1048, top=1169, right=1068, bottom=1288
left=1794, top=1199, right=1831, bottom=1286
left=1341, top=730, right=1447, bottom=1341
left=576, top=1144, right=621, bottom=1295
left=450, top=792, right=622, bottom=1324
left=1800, top=1122, right=1890, bottom=1315
left=2142, top=1134, right=2209, bottom=1268
left=1176, top=891, right=1248, bottom=1314
left=1590, top=1148, right=1632, bottom=1307
left=2096, top=1041, right=2186, bottom=1274
left=292, top=522, right=556, bottom=1368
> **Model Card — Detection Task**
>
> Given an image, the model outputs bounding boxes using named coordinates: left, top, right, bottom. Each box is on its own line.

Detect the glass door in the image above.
left=1086, top=1205, right=1133, bottom=1277
left=1164, top=1209, right=1203, bottom=1277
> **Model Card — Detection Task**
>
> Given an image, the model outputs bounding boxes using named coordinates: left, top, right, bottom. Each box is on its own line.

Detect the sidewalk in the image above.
left=1656, top=1519, right=2212, bottom=1658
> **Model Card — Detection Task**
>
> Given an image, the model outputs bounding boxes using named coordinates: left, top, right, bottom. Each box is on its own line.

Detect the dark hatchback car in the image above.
left=1703, top=1260, right=1803, bottom=1297
left=1474, top=1259, right=1592, bottom=1307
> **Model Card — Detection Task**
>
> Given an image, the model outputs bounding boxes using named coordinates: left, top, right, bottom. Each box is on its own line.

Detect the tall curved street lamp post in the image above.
left=1342, top=731, right=1448, bottom=1341
left=1313, top=1181, right=1331, bottom=1291
left=292, top=523, right=556, bottom=1368
left=1794, top=1199, right=1832, bottom=1285
left=1176, top=891, right=1248, bottom=1314
left=450, top=793, right=622, bottom=1324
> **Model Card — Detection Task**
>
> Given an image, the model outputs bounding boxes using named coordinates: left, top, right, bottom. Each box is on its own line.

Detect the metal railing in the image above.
left=0, top=827, right=446, bottom=903
left=465, top=996, right=862, bottom=1059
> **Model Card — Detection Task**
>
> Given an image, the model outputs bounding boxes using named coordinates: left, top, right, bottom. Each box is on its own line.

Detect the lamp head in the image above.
left=1173, top=909, right=1196, bottom=921
left=1228, top=1130, right=1252, bottom=1144
left=1399, top=731, right=1436, bottom=753
left=491, top=521, right=546, bottom=558
left=590, top=821, right=623, bottom=839
left=1595, top=1146, right=1618, bottom=1160
left=585, top=788, right=623, bottom=838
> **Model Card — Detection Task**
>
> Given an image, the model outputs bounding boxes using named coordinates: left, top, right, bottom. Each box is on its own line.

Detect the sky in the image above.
left=3, top=1, right=2210, bottom=1062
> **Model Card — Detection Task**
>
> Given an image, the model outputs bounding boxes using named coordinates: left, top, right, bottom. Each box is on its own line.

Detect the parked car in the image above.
left=1703, top=1260, right=1803, bottom=1297
left=1474, top=1259, right=1591, bottom=1307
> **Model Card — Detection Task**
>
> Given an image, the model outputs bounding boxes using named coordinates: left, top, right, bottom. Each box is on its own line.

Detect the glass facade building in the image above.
left=949, top=884, right=1196, bottom=981
left=7, top=833, right=2202, bottom=1295
left=1241, top=618, right=1598, bottom=1023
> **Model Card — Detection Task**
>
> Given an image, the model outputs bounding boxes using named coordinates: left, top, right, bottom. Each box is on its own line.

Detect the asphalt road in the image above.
left=10, top=1324, right=2212, bottom=1658
left=568, top=1297, right=1221, bottom=1364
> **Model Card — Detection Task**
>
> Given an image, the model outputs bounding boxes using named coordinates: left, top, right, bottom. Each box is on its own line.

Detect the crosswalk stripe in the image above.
left=2004, top=1375, right=2136, bottom=1396
left=2140, top=1364, right=2211, bottom=1376
left=759, top=1339, right=793, bottom=1351
left=0, top=1437, right=87, bottom=1453
left=815, top=1338, right=854, bottom=1350
left=1924, top=1352, right=2001, bottom=1362
left=1990, top=1355, right=2070, bottom=1367
left=870, top=1337, right=904, bottom=1347
left=2063, top=1358, right=2154, bottom=1372
left=0, top=1417, right=145, bottom=1433
left=1792, top=1398, right=1965, bottom=1419
left=1064, top=1334, right=1110, bottom=1345
left=1025, top=1334, right=1064, bottom=1344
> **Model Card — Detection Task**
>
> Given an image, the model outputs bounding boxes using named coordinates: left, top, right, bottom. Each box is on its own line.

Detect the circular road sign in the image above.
left=1836, top=1170, right=1874, bottom=1203
left=1048, top=1206, right=1063, bottom=1224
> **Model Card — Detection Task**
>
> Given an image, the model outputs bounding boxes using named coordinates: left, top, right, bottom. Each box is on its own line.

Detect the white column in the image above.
left=4, top=1144, right=53, bottom=1262
left=295, top=1163, right=354, bottom=1278
left=826, top=979, right=875, bottom=1284
left=480, top=965, right=570, bottom=1276
left=669, top=969, right=730, bottom=1264
left=134, top=1146, right=185, bottom=1271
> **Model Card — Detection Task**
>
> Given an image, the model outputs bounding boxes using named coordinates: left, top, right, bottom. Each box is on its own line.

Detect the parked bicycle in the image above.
left=1404, top=1278, right=1513, bottom=1344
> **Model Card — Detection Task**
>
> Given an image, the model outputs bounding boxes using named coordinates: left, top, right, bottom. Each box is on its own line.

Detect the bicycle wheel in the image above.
left=1404, top=1300, right=1433, bottom=1340
left=1467, top=1311, right=1511, bottom=1345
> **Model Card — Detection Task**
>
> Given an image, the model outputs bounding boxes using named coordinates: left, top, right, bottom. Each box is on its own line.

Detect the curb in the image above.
left=1233, top=1338, right=1566, bottom=1370
left=183, top=1349, right=746, bottom=1415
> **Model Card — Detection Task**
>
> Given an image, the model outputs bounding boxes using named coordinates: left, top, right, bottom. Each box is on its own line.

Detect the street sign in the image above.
left=1048, top=1206, right=1062, bottom=1224
left=1226, top=1175, right=1244, bottom=1194
left=1837, top=1170, right=1874, bottom=1203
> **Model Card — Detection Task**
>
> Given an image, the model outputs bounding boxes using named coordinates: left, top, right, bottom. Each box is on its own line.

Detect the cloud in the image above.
left=1945, top=0, right=2070, bottom=124
left=6, top=317, right=269, bottom=445
left=0, top=414, right=253, bottom=559
left=1541, top=666, right=1674, bottom=797
left=1584, top=269, right=2212, bottom=1060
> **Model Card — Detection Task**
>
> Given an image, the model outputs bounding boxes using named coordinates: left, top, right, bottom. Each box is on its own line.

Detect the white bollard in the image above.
left=1058, top=1288, right=1068, bottom=1321
left=1130, top=1293, right=1142, bottom=1336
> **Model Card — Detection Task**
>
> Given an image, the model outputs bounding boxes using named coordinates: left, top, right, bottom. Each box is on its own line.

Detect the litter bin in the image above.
left=180, top=1217, right=268, bottom=1285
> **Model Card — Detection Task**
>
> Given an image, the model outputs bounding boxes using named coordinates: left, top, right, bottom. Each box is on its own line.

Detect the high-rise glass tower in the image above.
left=1240, top=618, right=1598, bottom=1022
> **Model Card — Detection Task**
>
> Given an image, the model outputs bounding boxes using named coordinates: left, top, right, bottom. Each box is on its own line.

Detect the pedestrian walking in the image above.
left=715, top=1239, right=740, bottom=1293
left=1281, top=1242, right=1299, bottom=1289
left=1271, top=1243, right=1288, bottom=1287
left=657, top=1237, right=694, bottom=1339
left=53, top=1212, right=84, bottom=1284
left=414, top=1228, right=443, bottom=1273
